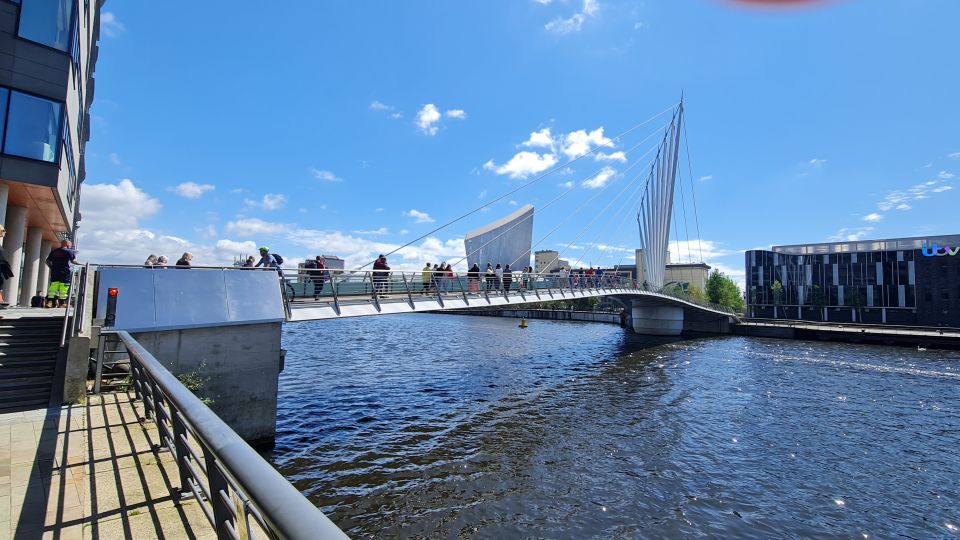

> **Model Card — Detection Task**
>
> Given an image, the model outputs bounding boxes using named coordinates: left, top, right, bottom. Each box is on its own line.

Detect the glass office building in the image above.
left=0, top=0, right=102, bottom=305
left=464, top=204, right=534, bottom=270
left=745, top=234, right=960, bottom=327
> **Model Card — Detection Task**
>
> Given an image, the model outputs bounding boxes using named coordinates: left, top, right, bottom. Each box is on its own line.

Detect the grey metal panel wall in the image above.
left=465, top=207, right=534, bottom=269
left=95, top=268, right=286, bottom=332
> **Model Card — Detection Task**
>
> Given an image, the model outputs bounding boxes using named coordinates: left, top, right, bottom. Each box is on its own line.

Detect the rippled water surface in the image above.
left=271, top=313, right=960, bottom=539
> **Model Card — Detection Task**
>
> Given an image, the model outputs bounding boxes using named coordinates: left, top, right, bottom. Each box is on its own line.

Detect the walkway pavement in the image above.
left=0, top=393, right=213, bottom=539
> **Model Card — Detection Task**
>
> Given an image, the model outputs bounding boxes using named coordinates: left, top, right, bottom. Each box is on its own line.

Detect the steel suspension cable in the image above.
left=454, top=122, right=671, bottom=270
left=682, top=119, right=704, bottom=263
left=356, top=102, right=679, bottom=269
left=532, top=141, right=663, bottom=272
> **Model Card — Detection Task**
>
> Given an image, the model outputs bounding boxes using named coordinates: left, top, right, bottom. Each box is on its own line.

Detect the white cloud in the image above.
left=509, top=200, right=518, bottom=206
left=545, top=0, right=599, bottom=34
left=522, top=128, right=555, bottom=149
left=225, top=218, right=290, bottom=236
left=809, top=158, right=827, bottom=167
left=484, top=151, right=558, bottom=179
left=172, top=181, right=215, bottom=199
left=215, top=239, right=258, bottom=256
left=939, top=170, right=955, bottom=179
left=100, top=12, right=126, bottom=38
left=863, top=213, right=883, bottom=222
left=390, top=112, right=403, bottom=120
left=878, top=179, right=951, bottom=211
left=352, top=227, right=389, bottom=236
left=445, top=109, right=467, bottom=120
left=80, top=179, right=161, bottom=231
left=582, top=166, right=616, bottom=189
left=375, top=207, right=384, bottom=212
left=200, top=224, right=217, bottom=239
left=369, top=100, right=392, bottom=111
left=416, top=104, right=442, bottom=135
left=532, top=0, right=553, bottom=4
left=109, top=152, right=121, bottom=166
left=595, top=151, right=627, bottom=163
left=698, top=175, right=713, bottom=182
left=310, top=168, right=343, bottom=182
left=828, top=227, right=875, bottom=242
left=262, top=194, right=286, bottom=211
left=404, top=209, right=435, bottom=224
left=478, top=189, right=487, bottom=199
left=562, top=127, right=612, bottom=159
left=399, top=229, right=409, bottom=235
left=559, top=181, right=575, bottom=189
left=948, top=152, right=960, bottom=159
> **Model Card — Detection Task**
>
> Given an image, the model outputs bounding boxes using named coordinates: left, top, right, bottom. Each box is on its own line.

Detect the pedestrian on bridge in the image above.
left=307, top=256, right=328, bottom=300
left=372, top=254, right=390, bottom=296
left=485, top=263, right=495, bottom=291
left=503, top=264, right=513, bottom=292
left=422, top=262, right=432, bottom=293
left=468, top=263, right=480, bottom=293
left=45, top=240, right=80, bottom=308
left=494, top=264, right=504, bottom=294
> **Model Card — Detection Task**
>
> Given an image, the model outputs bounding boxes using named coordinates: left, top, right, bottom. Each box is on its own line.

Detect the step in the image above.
left=0, top=376, right=52, bottom=391
left=0, top=363, right=56, bottom=376
left=0, top=386, right=51, bottom=401
left=0, top=397, right=49, bottom=412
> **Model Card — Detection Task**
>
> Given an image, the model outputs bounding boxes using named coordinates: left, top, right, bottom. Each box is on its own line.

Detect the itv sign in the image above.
left=921, top=243, right=960, bottom=256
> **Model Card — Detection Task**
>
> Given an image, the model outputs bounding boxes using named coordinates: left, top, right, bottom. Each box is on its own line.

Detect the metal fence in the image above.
left=112, top=330, right=348, bottom=540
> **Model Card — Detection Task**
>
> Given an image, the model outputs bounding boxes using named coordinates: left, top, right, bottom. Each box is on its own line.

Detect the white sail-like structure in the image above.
left=637, top=103, right=683, bottom=291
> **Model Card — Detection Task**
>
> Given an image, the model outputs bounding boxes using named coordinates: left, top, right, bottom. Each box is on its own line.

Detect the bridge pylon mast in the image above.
left=637, top=101, right=683, bottom=291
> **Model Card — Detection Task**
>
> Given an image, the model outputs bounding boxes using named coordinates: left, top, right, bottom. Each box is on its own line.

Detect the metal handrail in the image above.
left=59, top=265, right=86, bottom=346
left=117, top=330, right=348, bottom=540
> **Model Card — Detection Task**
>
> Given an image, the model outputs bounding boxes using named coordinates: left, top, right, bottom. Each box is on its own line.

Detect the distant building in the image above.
left=0, top=1, right=103, bottom=305
left=297, top=255, right=345, bottom=276
left=535, top=249, right=572, bottom=272
left=635, top=249, right=710, bottom=291
left=745, top=234, right=960, bottom=326
left=465, top=204, right=534, bottom=270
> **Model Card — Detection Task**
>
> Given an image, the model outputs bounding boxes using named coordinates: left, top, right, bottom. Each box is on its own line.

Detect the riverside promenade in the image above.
left=0, top=393, right=212, bottom=539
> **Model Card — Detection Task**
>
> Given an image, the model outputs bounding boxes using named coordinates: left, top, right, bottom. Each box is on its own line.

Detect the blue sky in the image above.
left=79, top=0, right=959, bottom=285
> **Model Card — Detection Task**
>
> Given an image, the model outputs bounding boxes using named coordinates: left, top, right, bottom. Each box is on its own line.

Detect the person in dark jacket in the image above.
left=308, top=256, right=329, bottom=300
left=175, top=252, right=193, bottom=267
left=0, top=225, right=10, bottom=307
left=372, top=254, right=390, bottom=296
left=45, top=240, right=80, bottom=307
left=468, top=263, right=480, bottom=293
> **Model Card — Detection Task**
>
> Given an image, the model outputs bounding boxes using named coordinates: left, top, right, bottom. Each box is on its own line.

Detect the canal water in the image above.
left=272, top=313, right=959, bottom=539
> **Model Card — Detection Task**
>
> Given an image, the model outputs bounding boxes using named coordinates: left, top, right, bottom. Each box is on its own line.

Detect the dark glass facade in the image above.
left=745, top=235, right=960, bottom=327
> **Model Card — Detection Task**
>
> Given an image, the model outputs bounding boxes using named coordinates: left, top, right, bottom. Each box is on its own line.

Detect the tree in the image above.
left=771, top=280, right=783, bottom=319
left=809, top=284, right=827, bottom=321
left=705, top=269, right=745, bottom=312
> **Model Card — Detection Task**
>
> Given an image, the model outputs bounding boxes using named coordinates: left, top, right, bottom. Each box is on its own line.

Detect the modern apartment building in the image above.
left=745, top=234, right=960, bottom=326
left=464, top=204, right=534, bottom=270
left=0, top=0, right=100, bottom=305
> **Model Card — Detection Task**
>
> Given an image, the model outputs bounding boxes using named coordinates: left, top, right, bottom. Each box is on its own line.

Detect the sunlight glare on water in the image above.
left=270, top=314, right=960, bottom=539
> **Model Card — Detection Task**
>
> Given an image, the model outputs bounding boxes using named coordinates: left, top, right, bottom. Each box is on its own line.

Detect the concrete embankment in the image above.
left=734, top=319, right=960, bottom=350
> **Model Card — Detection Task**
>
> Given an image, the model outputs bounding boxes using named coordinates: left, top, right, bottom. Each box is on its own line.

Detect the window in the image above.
left=0, top=89, right=8, bottom=145
left=4, top=91, right=62, bottom=162
left=63, top=119, right=76, bottom=204
left=18, top=0, right=75, bottom=52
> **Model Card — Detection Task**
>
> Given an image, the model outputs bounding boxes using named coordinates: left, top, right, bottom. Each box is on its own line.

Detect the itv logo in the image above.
left=921, top=243, right=960, bottom=256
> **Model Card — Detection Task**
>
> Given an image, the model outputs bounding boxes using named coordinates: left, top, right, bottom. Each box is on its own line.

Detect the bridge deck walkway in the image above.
left=0, top=393, right=213, bottom=539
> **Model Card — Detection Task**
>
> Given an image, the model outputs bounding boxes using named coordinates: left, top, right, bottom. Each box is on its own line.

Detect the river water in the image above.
left=271, top=313, right=960, bottom=539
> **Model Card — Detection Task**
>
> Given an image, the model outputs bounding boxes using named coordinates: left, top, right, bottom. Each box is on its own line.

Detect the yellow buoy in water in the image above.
left=519, top=318, right=528, bottom=328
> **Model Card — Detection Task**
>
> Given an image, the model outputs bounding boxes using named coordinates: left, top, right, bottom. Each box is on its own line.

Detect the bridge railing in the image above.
left=639, top=284, right=740, bottom=316
left=114, top=330, right=348, bottom=540
left=280, top=269, right=635, bottom=303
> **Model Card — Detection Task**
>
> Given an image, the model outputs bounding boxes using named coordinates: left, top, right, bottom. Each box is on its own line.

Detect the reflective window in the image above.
left=63, top=119, right=76, bottom=204
left=4, top=91, right=62, bottom=162
left=0, top=89, right=8, bottom=146
left=18, top=0, right=75, bottom=52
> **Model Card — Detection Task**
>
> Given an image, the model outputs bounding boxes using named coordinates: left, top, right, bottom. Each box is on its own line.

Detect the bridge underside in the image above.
left=624, top=296, right=735, bottom=336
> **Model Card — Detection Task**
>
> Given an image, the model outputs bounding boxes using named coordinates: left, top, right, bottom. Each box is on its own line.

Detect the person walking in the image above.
left=502, top=264, right=513, bottom=292
left=422, top=262, right=432, bottom=293
left=372, top=254, right=390, bottom=296
left=0, top=225, right=11, bottom=307
left=45, top=240, right=80, bottom=308
left=468, top=263, right=480, bottom=293
left=494, top=264, right=504, bottom=294
left=309, top=256, right=328, bottom=300
left=484, top=263, right=495, bottom=291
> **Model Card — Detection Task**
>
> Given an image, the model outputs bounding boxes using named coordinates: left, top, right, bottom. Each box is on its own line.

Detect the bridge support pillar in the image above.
left=630, top=303, right=684, bottom=336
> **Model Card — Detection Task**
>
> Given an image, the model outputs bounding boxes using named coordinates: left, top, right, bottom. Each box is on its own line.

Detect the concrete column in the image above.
left=631, top=302, right=684, bottom=336
left=2, top=206, right=27, bottom=304
left=0, top=184, right=8, bottom=236
left=19, top=227, right=43, bottom=306
left=37, top=240, right=53, bottom=296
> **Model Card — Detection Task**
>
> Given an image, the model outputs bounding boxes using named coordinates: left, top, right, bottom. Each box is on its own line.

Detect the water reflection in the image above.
left=272, top=314, right=960, bottom=539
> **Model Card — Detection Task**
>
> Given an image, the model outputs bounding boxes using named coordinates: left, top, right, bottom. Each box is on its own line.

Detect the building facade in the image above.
left=635, top=248, right=710, bottom=291
left=465, top=204, right=534, bottom=270
left=0, top=0, right=102, bottom=305
left=745, top=235, right=960, bottom=327
left=534, top=249, right=568, bottom=273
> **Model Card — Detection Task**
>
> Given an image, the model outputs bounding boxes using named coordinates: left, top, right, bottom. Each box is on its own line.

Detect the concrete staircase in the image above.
left=0, top=317, right=64, bottom=411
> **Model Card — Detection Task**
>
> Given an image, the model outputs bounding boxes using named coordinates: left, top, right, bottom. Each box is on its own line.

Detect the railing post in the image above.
left=202, top=448, right=234, bottom=540
left=401, top=272, right=414, bottom=309
left=93, top=333, right=106, bottom=394
left=172, top=411, right=194, bottom=499
left=457, top=272, right=469, bottom=304
left=331, top=272, right=341, bottom=315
